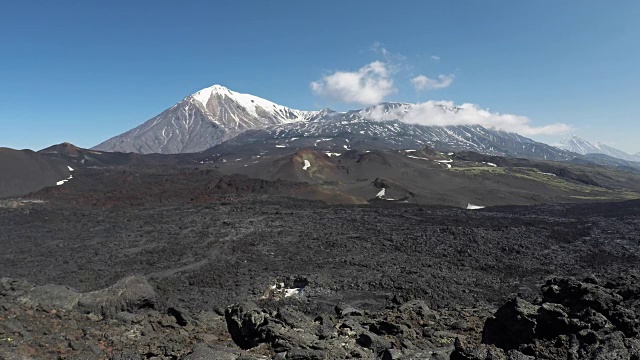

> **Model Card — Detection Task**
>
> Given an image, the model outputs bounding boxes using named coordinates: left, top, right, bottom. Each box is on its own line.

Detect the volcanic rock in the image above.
left=224, top=302, right=268, bottom=349
left=476, top=276, right=640, bottom=358
left=77, top=275, right=156, bottom=318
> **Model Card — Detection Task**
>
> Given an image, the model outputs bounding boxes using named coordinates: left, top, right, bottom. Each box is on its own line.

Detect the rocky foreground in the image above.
left=2, top=273, right=640, bottom=359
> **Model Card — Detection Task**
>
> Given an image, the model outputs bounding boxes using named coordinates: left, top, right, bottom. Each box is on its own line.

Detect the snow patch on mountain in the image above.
left=190, top=85, right=311, bottom=122
left=558, top=135, right=640, bottom=162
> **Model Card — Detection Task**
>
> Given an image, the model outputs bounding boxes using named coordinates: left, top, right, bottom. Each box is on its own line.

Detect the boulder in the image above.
left=481, top=277, right=640, bottom=358
left=77, top=276, right=156, bottom=318
left=224, top=302, right=268, bottom=349
left=369, top=320, right=410, bottom=336
left=541, top=277, right=623, bottom=315
left=482, top=298, right=538, bottom=350
left=535, top=303, right=570, bottom=339
left=263, top=321, right=317, bottom=353
left=0, top=277, right=31, bottom=298
left=451, top=336, right=506, bottom=360
left=21, top=284, right=80, bottom=310
left=356, top=331, right=391, bottom=356
left=167, top=306, right=191, bottom=327
left=314, top=313, right=336, bottom=339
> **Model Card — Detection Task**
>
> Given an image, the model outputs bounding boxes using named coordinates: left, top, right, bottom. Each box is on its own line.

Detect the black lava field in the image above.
left=1, top=167, right=640, bottom=359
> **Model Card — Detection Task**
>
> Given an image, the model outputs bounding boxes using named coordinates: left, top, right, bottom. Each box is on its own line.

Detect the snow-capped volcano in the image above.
left=93, top=85, right=317, bottom=154
left=558, top=135, right=639, bottom=162
left=189, top=85, right=313, bottom=125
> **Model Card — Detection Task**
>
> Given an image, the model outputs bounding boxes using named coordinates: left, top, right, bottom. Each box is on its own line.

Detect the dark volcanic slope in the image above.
left=0, top=147, right=71, bottom=198
left=219, top=148, right=640, bottom=207
left=39, top=142, right=188, bottom=167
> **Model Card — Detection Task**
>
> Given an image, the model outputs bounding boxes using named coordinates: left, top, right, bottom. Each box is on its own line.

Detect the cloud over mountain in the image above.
left=310, top=61, right=396, bottom=105
left=365, top=101, right=572, bottom=136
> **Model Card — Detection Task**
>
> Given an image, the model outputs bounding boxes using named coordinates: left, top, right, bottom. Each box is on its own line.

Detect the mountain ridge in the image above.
left=91, top=85, right=611, bottom=164
left=558, top=135, right=640, bottom=162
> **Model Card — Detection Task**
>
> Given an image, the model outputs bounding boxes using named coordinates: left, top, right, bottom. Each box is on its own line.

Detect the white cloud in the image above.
left=364, top=101, right=572, bottom=136
left=310, top=61, right=396, bottom=105
left=430, top=55, right=440, bottom=61
left=411, top=74, right=455, bottom=91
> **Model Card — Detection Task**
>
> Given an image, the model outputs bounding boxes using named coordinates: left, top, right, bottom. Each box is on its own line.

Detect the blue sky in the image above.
left=1, top=1, right=639, bottom=152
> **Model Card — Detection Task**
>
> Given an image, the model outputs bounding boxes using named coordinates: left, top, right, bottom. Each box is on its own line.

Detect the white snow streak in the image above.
left=285, top=288, right=303, bottom=297
left=56, top=174, right=74, bottom=186
left=466, top=204, right=485, bottom=210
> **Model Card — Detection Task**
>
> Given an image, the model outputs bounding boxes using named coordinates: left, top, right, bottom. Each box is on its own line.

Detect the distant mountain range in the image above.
left=91, top=85, right=640, bottom=167
left=93, top=85, right=577, bottom=161
left=557, top=135, right=640, bottom=162
left=210, top=104, right=572, bottom=161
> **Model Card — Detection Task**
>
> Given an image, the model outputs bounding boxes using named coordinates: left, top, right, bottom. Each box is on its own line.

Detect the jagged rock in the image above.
left=369, top=320, right=409, bottom=336
left=77, top=276, right=156, bottom=318
left=19, top=284, right=80, bottom=311
left=577, top=308, right=611, bottom=331
left=608, top=307, right=640, bottom=337
left=582, top=331, right=630, bottom=359
left=263, top=321, right=317, bottom=352
left=314, top=314, right=336, bottom=339
left=536, top=303, right=570, bottom=338
left=451, top=336, right=506, bottom=360
left=482, top=298, right=538, bottom=350
left=276, top=307, right=314, bottom=330
left=338, top=318, right=366, bottom=336
left=0, top=278, right=31, bottom=298
left=382, top=348, right=404, bottom=360
left=167, top=306, right=191, bottom=326
left=398, top=300, right=437, bottom=321
left=224, top=302, right=268, bottom=349
left=357, top=331, right=391, bottom=356
left=481, top=277, right=640, bottom=358
left=541, top=277, right=623, bottom=316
